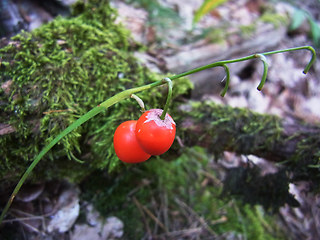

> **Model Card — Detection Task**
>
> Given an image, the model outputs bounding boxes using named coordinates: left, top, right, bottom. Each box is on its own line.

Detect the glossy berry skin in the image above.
left=136, top=109, right=176, bottom=155
left=113, top=120, right=151, bottom=163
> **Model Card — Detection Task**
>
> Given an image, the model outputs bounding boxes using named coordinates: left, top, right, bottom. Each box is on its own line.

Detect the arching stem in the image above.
left=160, top=78, right=173, bottom=120
left=220, top=64, right=230, bottom=97
left=170, top=46, right=316, bottom=90
left=261, top=46, right=316, bottom=74
left=255, top=54, right=269, bottom=91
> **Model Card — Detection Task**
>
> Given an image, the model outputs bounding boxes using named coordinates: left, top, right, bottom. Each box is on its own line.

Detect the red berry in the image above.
left=136, top=109, right=176, bottom=155
left=113, top=120, right=151, bottom=163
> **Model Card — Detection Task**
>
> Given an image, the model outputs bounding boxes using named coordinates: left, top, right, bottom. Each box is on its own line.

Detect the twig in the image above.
left=19, top=221, right=42, bottom=234
left=211, top=216, right=228, bottom=225
left=132, top=196, right=152, bottom=237
left=199, top=169, right=223, bottom=187
left=140, top=201, right=168, bottom=233
left=127, top=179, right=151, bottom=197
left=10, top=210, right=45, bottom=235
left=162, top=190, right=170, bottom=231
left=154, top=227, right=203, bottom=239
left=43, top=109, right=74, bottom=114
left=153, top=204, right=162, bottom=235
left=174, top=197, right=217, bottom=237
left=2, top=216, right=44, bottom=223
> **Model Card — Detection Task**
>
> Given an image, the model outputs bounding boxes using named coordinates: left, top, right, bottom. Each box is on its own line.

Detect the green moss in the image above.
left=260, top=12, right=289, bottom=28
left=177, top=101, right=283, bottom=157
left=239, top=24, right=257, bottom=38
left=220, top=206, right=284, bottom=238
left=0, top=0, right=192, bottom=183
left=80, top=147, right=204, bottom=238
left=81, top=146, right=286, bottom=239
left=238, top=10, right=289, bottom=39
left=206, top=28, right=227, bottom=44
left=288, top=129, right=320, bottom=189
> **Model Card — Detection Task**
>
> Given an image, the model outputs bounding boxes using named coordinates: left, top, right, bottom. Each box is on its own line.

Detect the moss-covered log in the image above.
left=0, top=0, right=319, bottom=190
left=176, top=101, right=320, bottom=187
left=0, top=0, right=192, bottom=183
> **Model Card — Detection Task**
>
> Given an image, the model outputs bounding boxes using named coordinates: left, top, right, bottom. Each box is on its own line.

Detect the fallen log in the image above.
left=177, top=101, right=320, bottom=186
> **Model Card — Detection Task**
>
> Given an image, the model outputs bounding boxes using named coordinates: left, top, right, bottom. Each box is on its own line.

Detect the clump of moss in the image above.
left=239, top=24, right=257, bottom=38
left=260, top=12, right=289, bottom=28
left=176, top=100, right=283, bottom=158
left=0, top=0, right=192, bottom=183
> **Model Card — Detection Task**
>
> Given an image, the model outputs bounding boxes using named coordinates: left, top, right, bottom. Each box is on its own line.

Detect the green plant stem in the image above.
left=170, top=46, right=315, bottom=81
left=255, top=54, right=269, bottom=91
left=160, top=78, right=173, bottom=120
left=261, top=46, right=316, bottom=74
left=220, top=64, right=230, bottom=97
left=0, top=46, right=316, bottom=224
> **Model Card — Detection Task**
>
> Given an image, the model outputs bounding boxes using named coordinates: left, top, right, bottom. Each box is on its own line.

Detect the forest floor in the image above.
left=1, top=0, right=320, bottom=239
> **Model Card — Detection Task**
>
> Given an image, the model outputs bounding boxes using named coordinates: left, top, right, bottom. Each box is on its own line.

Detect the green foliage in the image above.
left=80, top=150, right=202, bottom=238
left=193, top=0, right=229, bottom=24
left=260, top=12, right=289, bottom=28
left=82, top=147, right=286, bottom=239
left=190, top=3, right=289, bottom=46
left=124, top=0, right=181, bottom=37
left=290, top=8, right=306, bottom=30
left=0, top=0, right=192, bottom=183
left=289, top=7, right=320, bottom=47
left=202, top=27, right=227, bottom=43
left=239, top=24, right=257, bottom=37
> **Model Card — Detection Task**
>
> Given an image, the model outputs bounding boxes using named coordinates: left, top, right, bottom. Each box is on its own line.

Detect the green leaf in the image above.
left=290, top=8, right=320, bottom=47
left=193, top=0, right=228, bottom=24
left=308, top=17, right=320, bottom=47
left=290, top=8, right=306, bottom=30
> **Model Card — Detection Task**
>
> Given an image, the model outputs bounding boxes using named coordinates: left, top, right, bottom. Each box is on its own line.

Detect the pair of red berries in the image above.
left=113, top=109, right=176, bottom=163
